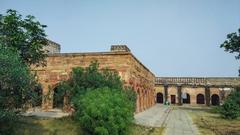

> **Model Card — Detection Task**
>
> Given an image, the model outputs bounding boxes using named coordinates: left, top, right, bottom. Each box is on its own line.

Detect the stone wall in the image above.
left=32, top=47, right=155, bottom=112
left=155, top=77, right=240, bottom=106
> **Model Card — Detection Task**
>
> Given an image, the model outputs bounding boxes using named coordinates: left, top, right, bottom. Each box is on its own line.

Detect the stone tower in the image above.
left=43, top=39, right=61, bottom=54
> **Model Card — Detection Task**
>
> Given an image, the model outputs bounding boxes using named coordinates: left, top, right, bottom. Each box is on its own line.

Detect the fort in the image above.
left=33, top=42, right=240, bottom=113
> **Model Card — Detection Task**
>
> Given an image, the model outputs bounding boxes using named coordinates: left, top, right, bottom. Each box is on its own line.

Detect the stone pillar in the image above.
left=139, top=90, right=142, bottom=112
left=177, top=85, right=182, bottom=105
left=164, top=85, right=168, bottom=103
left=136, top=90, right=140, bottom=113
left=205, top=86, right=210, bottom=106
left=42, top=84, right=53, bottom=110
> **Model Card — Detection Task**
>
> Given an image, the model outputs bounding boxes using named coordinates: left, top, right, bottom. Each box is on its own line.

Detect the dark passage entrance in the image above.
left=33, top=84, right=43, bottom=107
left=171, top=95, right=176, bottom=104
left=53, top=87, right=64, bottom=108
left=196, top=94, right=205, bottom=104
left=182, top=93, right=190, bottom=104
left=211, top=94, right=220, bottom=106
left=156, top=92, right=163, bottom=103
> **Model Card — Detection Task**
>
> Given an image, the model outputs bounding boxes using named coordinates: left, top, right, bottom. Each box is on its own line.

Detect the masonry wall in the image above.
left=32, top=51, right=155, bottom=112
left=128, top=55, right=155, bottom=112
left=155, top=85, right=232, bottom=106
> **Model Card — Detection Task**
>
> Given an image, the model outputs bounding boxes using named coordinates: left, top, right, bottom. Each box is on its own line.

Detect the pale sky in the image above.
left=1, top=0, right=240, bottom=77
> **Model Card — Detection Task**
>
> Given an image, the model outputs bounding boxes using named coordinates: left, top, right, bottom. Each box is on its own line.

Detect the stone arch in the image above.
left=211, top=94, right=220, bottom=106
left=196, top=94, right=205, bottom=104
left=53, top=86, right=64, bottom=109
left=33, top=84, right=43, bottom=107
left=156, top=92, right=164, bottom=103
left=182, top=93, right=191, bottom=104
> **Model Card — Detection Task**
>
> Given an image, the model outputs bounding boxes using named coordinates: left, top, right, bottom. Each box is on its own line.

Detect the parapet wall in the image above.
left=156, top=77, right=240, bottom=87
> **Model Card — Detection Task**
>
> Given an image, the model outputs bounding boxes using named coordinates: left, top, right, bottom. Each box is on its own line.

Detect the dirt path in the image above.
left=134, top=105, right=200, bottom=135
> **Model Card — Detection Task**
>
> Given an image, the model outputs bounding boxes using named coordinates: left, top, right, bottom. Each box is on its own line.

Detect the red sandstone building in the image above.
left=34, top=44, right=155, bottom=113
left=33, top=42, right=240, bottom=113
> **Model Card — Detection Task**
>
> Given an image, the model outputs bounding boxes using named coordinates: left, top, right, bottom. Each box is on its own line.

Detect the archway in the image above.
left=53, top=87, right=64, bottom=108
left=182, top=93, right=190, bottom=104
left=33, top=84, right=43, bottom=107
left=156, top=92, right=163, bottom=103
left=196, top=94, right=205, bottom=104
left=211, top=94, right=220, bottom=106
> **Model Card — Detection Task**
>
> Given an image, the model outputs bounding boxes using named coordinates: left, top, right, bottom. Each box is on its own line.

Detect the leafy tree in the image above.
left=75, top=87, right=135, bottom=135
left=0, top=9, right=48, bottom=66
left=220, top=28, right=240, bottom=76
left=0, top=45, right=39, bottom=134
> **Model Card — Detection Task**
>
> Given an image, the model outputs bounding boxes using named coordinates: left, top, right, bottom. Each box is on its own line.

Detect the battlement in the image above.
left=111, top=45, right=131, bottom=52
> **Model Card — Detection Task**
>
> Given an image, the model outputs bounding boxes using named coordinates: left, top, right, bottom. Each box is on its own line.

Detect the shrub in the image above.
left=55, top=61, right=137, bottom=134
left=219, top=88, right=240, bottom=119
left=227, top=87, right=240, bottom=106
left=69, top=61, right=123, bottom=94
left=56, top=61, right=126, bottom=106
left=220, top=99, right=240, bottom=119
left=75, top=87, right=135, bottom=135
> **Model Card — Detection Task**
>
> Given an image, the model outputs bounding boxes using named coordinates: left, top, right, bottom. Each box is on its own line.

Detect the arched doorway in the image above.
left=33, top=84, right=43, bottom=107
left=156, top=92, right=163, bottom=103
left=196, top=94, right=205, bottom=104
left=182, top=93, right=190, bottom=104
left=211, top=94, right=220, bottom=106
left=53, top=87, right=64, bottom=108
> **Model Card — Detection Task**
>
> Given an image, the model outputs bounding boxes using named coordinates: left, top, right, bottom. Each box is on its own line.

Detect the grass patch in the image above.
left=13, top=116, right=83, bottom=135
left=129, top=124, right=165, bottom=135
left=189, top=109, right=240, bottom=135
left=5, top=116, right=164, bottom=135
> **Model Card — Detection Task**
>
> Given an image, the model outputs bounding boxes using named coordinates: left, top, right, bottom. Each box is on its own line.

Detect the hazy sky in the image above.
left=1, top=0, right=240, bottom=77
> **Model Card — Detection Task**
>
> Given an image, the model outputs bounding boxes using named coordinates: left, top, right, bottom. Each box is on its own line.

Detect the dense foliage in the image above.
left=0, top=45, right=40, bottom=134
left=0, top=9, right=48, bottom=66
left=220, top=28, right=240, bottom=76
left=219, top=87, right=240, bottom=119
left=75, top=88, right=135, bottom=135
left=54, top=61, right=124, bottom=104
left=55, top=61, right=136, bottom=135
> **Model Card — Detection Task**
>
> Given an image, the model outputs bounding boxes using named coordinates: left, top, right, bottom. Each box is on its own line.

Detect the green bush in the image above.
left=0, top=110, right=17, bottom=135
left=227, top=87, right=240, bottom=106
left=75, top=87, right=135, bottom=135
left=69, top=61, right=123, bottom=95
left=219, top=88, right=240, bottom=119
left=55, top=61, right=126, bottom=106
left=220, top=99, right=240, bottom=119
left=55, top=61, right=137, bottom=134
